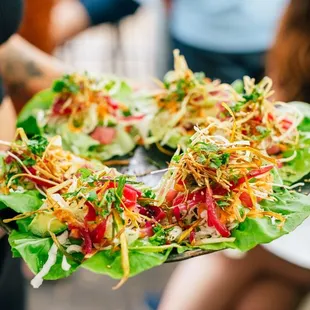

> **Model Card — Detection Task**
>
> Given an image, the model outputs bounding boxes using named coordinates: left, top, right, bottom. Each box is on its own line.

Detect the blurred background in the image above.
left=4, top=0, right=310, bottom=309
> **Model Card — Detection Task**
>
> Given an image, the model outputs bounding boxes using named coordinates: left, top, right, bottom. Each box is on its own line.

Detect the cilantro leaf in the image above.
left=27, top=135, right=49, bottom=156
left=52, top=75, right=80, bottom=94
left=22, top=158, right=36, bottom=166
left=217, top=200, right=230, bottom=208
left=243, top=89, right=260, bottom=102
left=194, top=142, right=219, bottom=153
left=231, top=101, right=246, bottom=112
left=176, top=79, right=186, bottom=101
left=88, top=191, right=98, bottom=202
left=142, top=189, right=156, bottom=199
left=254, top=126, right=271, bottom=141
left=209, top=153, right=230, bottom=169
left=172, top=154, right=182, bottom=163
left=149, top=225, right=167, bottom=246
left=78, top=168, right=92, bottom=179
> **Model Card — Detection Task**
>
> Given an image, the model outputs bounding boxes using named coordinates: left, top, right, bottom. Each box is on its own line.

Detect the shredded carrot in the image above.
left=221, top=102, right=236, bottom=142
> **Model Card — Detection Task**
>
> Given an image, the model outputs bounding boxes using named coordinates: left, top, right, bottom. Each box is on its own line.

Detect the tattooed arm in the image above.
left=0, top=35, right=68, bottom=113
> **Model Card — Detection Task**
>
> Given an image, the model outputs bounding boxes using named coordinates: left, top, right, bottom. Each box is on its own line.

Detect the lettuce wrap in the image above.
left=0, top=129, right=309, bottom=289
left=17, top=73, right=151, bottom=162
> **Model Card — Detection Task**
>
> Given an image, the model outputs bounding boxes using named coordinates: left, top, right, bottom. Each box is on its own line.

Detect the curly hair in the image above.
left=267, top=0, right=310, bottom=102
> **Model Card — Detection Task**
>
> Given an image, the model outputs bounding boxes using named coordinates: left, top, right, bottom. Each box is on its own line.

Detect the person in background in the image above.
left=51, top=0, right=289, bottom=84
left=267, top=0, right=310, bottom=103
left=51, top=0, right=140, bottom=48
left=168, top=0, right=289, bottom=83
left=158, top=1, right=310, bottom=309
left=3, top=0, right=140, bottom=109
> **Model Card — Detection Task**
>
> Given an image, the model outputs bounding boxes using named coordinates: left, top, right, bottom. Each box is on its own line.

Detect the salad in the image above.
left=146, top=50, right=238, bottom=151
left=216, top=76, right=310, bottom=184
left=1, top=129, right=309, bottom=288
left=155, top=127, right=310, bottom=245
left=17, top=73, right=149, bottom=161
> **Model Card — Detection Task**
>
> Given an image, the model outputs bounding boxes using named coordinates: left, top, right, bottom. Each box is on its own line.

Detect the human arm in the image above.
left=51, top=0, right=140, bottom=46
left=0, top=35, right=67, bottom=113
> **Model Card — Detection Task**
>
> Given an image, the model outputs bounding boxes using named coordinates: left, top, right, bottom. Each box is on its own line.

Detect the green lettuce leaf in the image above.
left=4, top=188, right=310, bottom=283
left=280, top=132, right=310, bottom=184
left=57, top=124, right=99, bottom=155
left=57, top=123, right=135, bottom=160
left=82, top=242, right=171, bottom=279
left=0, top=190, right=43, bottom=213
left=17, top=89, right=55, bottom=135
left=111, top=80, right=133, bottom=103
left=9, top=230, right=80, bottom=280
left=197, top=190, right=310, bottom=252
left=298, top=117, right=310, bottom=132
left=279, top=102, right=310, bottom=184
left=231, top=79, right=244, bottom=94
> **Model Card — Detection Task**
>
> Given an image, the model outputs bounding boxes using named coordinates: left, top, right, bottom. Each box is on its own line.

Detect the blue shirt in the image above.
left=80, top=0, right=139, bottom=26
left=171, top=0, right=289, bottom=53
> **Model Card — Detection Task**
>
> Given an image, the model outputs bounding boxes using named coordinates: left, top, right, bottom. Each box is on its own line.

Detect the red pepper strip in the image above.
left=239, top=192, right=253, bottom=209
left=80, top=228, right=92, bottom=254
left=146, top=205, right=166, bottom=222
left=231, top=165, right=274, bottom=189
left=123, top=188, right=138, bottom=203
left=90, top=220, right=107, bottom=244
left=175, top=203, right=188, bottom=212
left=119, top=114, right=145, bottom=121
left=205, top=188, right=230, bottom=237
left=139, top=207, right=148, bottom=216
left=267, top=145, right=281, bottom=156
left=281, top=119, right=293, bottom=130
left=142, top=221, right=154, bottom=237
left=124, top=184, right=142, bottom=198
left=252, top=115, right=262, bottom=122
left=104, top=96, right=119, bottom=110
left=189, top=231, right=195, bottom=244
left=52, top=97, right=72, bottom=116
left=173, top=190, right=205, bottom=209
left=26, top=167, right=54, bottom=188
left=106, top=182, right=142, bottom=199
left=123, top=199, right=136, bottom=209
left=5, top=155, right=14, bottom=164
left=85, top=201, right=97, bottom=221
left=212, top=184, right=228, bottom=196
left=172, top=194, right=187, bottom=206
left=192, top=190, right=205, bottom=202
left=268, top=113, right=274, bottom=121
left=173, top=206, right=181, bottom=221
left=166, top=189, right=178, bottom=204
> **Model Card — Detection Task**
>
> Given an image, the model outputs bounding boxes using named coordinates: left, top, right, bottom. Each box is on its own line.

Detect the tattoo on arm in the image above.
left=3, top=57, right=44, bottom=112
left=0, top=36, right=65, bottom=111
left=25, top=61, right=44, bottom=77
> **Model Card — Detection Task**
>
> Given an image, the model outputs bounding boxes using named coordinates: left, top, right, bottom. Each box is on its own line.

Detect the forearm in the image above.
left=51, top=0, right=140, bottom=46
left=0, top=35, right=67, bottom=113
left=51, top=0, right=91, bottom=46
left=0, top=97, right=16, bottom=148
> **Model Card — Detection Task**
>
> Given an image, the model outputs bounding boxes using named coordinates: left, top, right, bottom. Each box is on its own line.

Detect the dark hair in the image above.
left=267, top=0, right=310, bottom=102
left=0, top=0, right=23, bottom=44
